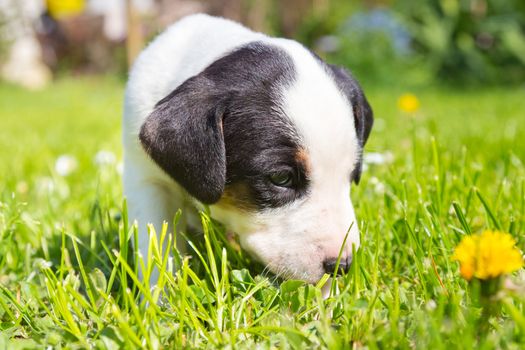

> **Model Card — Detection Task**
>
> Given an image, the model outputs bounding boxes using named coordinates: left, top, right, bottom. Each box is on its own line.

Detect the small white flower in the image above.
left=55, top=155, right=78, bottom=176
left=426, top=299, right=437, bottom=311
left=364, top=151, right=394, bottom=165
left=94, top=150, right=117, bottom=166
left=35, top=258, right=53, bottom=270
left=369, top=176, right=386, bottom=194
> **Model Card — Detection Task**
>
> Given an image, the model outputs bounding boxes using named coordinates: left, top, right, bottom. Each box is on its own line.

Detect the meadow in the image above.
left=0, top=77, right=524, bottom=349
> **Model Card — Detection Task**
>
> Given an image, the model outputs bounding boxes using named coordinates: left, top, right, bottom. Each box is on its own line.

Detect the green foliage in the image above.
left=394, top=0, right=525, bottom=84
left=293, top=0, right=525, bottom=85
left=327, top=29, right=427, bottom=87
left=1, top=78, right=525, bottom=348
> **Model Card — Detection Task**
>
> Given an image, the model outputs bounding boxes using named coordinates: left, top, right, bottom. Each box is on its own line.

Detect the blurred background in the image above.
left=1, top=0, right=524, bottom=90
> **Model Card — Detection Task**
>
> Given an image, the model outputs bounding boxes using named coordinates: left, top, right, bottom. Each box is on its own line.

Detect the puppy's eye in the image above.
left=269, top=171, right=294, bottom=188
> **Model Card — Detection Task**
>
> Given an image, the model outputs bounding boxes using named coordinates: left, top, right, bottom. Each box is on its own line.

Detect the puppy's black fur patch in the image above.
left=220, top=47, right=310, bottom=210
left=139, top=73, right=227, bottom=204
left=140, top=42, right=309, bottom=206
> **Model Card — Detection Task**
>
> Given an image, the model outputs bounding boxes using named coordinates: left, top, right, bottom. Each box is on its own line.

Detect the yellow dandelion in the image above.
left=452, top=230, right=524, bottom=281
left=46, top=0, right=85, bottom=19
left=397, top=93, right=420, bottom=113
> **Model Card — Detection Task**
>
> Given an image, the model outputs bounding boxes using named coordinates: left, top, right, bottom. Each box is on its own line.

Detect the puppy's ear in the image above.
left=328, top=65, right=374, bottom=184
left=139, top=75, right=227, bottom=204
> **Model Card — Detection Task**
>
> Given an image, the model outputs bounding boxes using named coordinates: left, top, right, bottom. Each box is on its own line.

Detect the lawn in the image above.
left=1, top=77, right=524, bottom=349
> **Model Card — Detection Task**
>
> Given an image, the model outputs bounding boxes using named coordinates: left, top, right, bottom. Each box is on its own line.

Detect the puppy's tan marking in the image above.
left=217, top=182, right=255, bottom=212
left=295, top=148, right=311, bottom=176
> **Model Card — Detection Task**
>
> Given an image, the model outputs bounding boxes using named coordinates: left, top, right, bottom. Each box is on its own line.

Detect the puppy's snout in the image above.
left=323, top=255, right=353, bottom=275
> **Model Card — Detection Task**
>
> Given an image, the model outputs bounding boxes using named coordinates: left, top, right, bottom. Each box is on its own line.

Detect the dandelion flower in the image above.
left=397, top=93, right=420, bottom=113
left=452, top=230, right=524, bottom=281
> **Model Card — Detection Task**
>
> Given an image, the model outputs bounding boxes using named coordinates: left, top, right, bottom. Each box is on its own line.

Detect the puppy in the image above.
left=123, top=14, right=373, bottom=284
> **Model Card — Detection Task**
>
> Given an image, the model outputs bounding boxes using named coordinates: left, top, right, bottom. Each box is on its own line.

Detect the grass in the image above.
left=1, top=76, right=524, bottom=348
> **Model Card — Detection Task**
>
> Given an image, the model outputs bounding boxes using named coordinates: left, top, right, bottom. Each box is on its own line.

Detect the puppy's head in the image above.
left=139, top=41, right=373, bottom=282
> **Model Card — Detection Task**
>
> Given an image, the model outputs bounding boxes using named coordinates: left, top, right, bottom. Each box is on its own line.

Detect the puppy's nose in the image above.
left=323, top=256, right=353, bottom=275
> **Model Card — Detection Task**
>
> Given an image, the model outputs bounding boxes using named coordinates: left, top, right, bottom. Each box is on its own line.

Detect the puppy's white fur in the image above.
left=123, top=14, right=360, bottom=283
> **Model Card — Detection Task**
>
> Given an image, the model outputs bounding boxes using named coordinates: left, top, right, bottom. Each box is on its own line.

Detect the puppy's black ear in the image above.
left=139, top=75, right=227, bottom=204
left=328, top=65, right=374, bottom=184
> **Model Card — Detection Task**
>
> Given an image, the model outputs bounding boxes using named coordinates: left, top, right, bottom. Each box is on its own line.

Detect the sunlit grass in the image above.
left=1, top=77, right=524, bottom=348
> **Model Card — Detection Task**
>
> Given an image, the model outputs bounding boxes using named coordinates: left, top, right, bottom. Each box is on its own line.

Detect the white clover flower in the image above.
left=55, top=154, right=78, bottom=176
left=94, top=150, right=117, bottom=166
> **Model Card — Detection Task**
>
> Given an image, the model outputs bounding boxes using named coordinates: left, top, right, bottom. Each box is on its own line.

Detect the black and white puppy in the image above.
left=123, top=14, right=373, bottom=284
